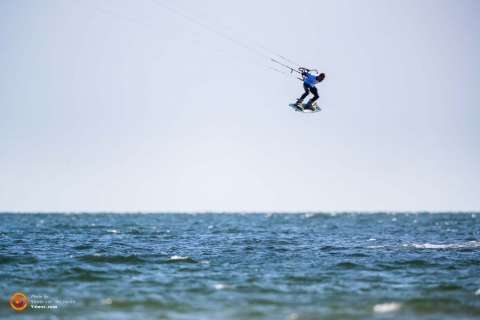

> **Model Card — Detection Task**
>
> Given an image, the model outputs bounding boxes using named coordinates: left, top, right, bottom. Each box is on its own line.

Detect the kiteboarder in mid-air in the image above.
left=71, top=0, right=326, bottom=114
left=294, top=70, right=325, bottom=111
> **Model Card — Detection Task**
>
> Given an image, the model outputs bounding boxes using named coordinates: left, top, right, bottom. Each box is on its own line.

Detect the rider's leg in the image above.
left=306, top=87, right=319, bottom=109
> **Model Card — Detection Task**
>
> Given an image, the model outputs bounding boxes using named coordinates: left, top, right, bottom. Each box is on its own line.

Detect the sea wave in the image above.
left=409, top=241, right=480, bottom=249
left=368, top=241, right=480, bottom=250
left=373, top=302, right=402, bottom=313
left=166, top=256, right=199, bottom=263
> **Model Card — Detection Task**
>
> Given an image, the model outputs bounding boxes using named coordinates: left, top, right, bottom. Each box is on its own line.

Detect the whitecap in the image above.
left=373, top=303, right=401, bottom=313
left=367, top=238, right=376, bottom=241
left=411, top=241, right=480, bottom=249
left=170, top=255, right=188, bottom=260
left=287, top=313, right=299, bottom=320
left=106, top=229, right=121, bottom=234
left=214, top=284, right=230, bottom=290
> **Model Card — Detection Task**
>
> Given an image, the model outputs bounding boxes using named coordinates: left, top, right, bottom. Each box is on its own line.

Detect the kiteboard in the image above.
left=289, top=103, right=321, bottom=113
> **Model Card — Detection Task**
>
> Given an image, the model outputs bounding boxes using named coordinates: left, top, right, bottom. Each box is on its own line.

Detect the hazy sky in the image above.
left=1, top=0, right=479, bottom=212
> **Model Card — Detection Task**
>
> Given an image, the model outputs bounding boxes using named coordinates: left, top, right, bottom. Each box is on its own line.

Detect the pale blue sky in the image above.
left=1, top=0, right=479, bottom=212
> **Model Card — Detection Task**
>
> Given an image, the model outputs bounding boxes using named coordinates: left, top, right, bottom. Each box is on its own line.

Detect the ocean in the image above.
left=1, top=212, right=479, bottom=319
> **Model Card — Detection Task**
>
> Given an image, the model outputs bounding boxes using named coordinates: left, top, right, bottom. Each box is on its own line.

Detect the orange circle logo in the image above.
left=10, top=292, right=28, bottom=311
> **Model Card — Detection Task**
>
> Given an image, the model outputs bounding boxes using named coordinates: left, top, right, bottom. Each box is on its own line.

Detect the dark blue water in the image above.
left=1, top=212, right=479, bottom=319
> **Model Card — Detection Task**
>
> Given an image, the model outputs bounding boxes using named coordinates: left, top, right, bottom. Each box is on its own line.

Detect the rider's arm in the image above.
left=297, top=71, right=307, bottom=81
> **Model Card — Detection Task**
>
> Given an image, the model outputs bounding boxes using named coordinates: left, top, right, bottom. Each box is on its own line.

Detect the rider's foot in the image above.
left=294, top=99, right=304, bottom=110
left=305, top=100, right=315, bottom=111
